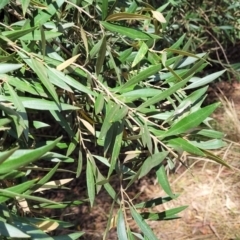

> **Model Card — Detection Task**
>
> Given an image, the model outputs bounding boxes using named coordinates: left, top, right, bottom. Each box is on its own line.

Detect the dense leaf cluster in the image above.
left=0, top=0, right=229, bottom=239
left=157, top=0, right=240, bottom=79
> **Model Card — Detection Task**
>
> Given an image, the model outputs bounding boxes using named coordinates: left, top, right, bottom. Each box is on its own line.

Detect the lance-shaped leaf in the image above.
left=156, top=165, right=175, bottom=199
left=117, top=209, right=128, bottom=240
left=0, top=221, right=30, bottom=238
left=160, top=103, right=220, bottom=139
left=130, top=207, right=158, bottom=240
left=101, top=21, right=159, bottom=40
left=141, top=205, right=188, bottom=221
left=132, top=42, right=148, bottom=67
left=168, top=138, right=205, bottom=156
left=87, top=158, right=95, bottom=207
left=0, top=137, right=61, bottom=174
left=119, top=65, right=161, bottom=92
left=106, top=13, right=151, bottom=21
left=31, top=58, right=59, bottom=104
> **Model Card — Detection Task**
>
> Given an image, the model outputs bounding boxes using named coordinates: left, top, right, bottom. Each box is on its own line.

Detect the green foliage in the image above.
left=156, top=0, right=240, bottom=79
left=0, top=138, right=84, bottom=239
left=0, top=0, right=229, bottom=239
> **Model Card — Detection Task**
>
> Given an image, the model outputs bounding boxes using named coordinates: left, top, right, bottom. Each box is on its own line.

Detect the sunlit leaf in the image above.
left=56, top=54, right=81, bottom=71
left=0, top=221, right=30, bottom=238
left=130, top=207, right=158, bottom=240
left=160, top=103, right=220, bottom=139
left=151, top=10, right=166, bottom=23
left=139, top=151, right=169, bottom=179
left=141, top=205, right=188, bottom=220
left=185, top=70, right=226, bottom=89
left=101, top=21, right=159, bottom=40
left=0, top=137, right=61, bottom=174
left=0, top=63, right=23, bottom=74
left=119, top=65, right=162, bottom=92
left=132, top=42, right=148, bottom=67
left=87, top=158, right=95, bottom=207
left=117, top=209, right=128, bottom=240
left=156, top=165, right=175, bottom=198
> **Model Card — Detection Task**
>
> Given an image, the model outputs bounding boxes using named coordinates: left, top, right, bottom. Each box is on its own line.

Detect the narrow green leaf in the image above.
left=18, top=30, right=62, bottom=41
left=104, top=182, right=119, bottom=203
left=127, top=229, right=135, bottom=240
left=0, top=148, right=17, bottom=165
left=112, top=106, right=128, bottom=122
left=80, top=26, right=89, bottom=57
left=33, top=200, right=83, bottom=209
left=96, top=35, right=106, bottom=75
left=0, top=221, right=30, bottom=238
left=139, top=151, right=168, bottom=179
left=2, top=27, right=37, bottom=41
left=132, top=42, right=148, bottom=67
left=7, top=83, right=28, bottom=139
left=135, top=195, right=179, bottom=208
left=117, top=209, right=128, bottom=240
left=182, top=58, right=207, bottom=79
left=101, top=0, right=108, bottom=20
left=119, top=65, right=161, bottom=92
left=99, top=102, right=119, bottom=139
left=185, top=70, right=226, bottom=89
left=107, top=45, right=122, bottom=84
left=137, top=77, right=189, bottom=110
left=0, top=137, right=61, bottom=174
left=0, top=63, right=23, bottom=74
left=25, top=163, right=60, bottom=195
left=168, top=138, right=205, bottom=156
left=22, top=0, right=30, bottom=16
left=76, top=150, right=83, bottom=178
left=86, top=159, right=95, bottom=207
left=31, top=58, right=59, bottom=104
left=119, top=47, right=133, bottom=63
left=90, top=40, right=103, bottom=59
left=59, top=73, right=94, bottom=96
left=66, top=133, right=79, bottom=157
left=25, top=0, right=65, bottom=26
left=101, top=21, right=157, bottom=40
left=190, top=139, right=227, bottom=150
left=156, top=165, right=175, bottom=198
left=108, top=121, right=124, bottom=177
left=95, top=93, right=105, bottom=115
left=47, top=67, right=73, bottom=92
left=7, top=75, right=49, bottom=98
left=160, top=103, right=220, bottom=139
left=196, top=129, right=224, bottom=139
left=141, top=205, right=188, bottom=221
left=142, top=123, right=153, bottom=154
left=33, top=121, right=50, bottom=129
left=130, top=207, right=158, bottom=240
left=0, top=96, right=79, bottom=111
left=0, top=179, right=37, bottom=203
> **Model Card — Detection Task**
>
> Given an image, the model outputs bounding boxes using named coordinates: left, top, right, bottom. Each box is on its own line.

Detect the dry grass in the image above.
left=142, top=95, right=240, bottom=240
